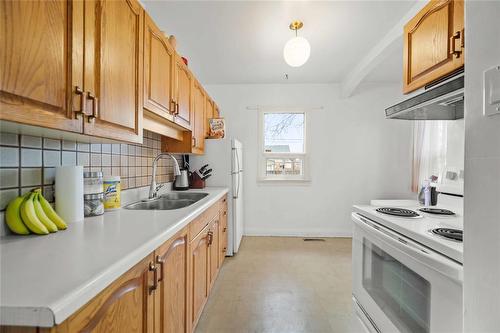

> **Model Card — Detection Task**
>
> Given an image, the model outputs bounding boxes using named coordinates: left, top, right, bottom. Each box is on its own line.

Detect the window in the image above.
left=259, top=110, right=308, bottom=181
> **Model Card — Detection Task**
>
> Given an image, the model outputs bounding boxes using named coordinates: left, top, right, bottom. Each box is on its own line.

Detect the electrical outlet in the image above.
left=483, top=65, right=500, bottom=117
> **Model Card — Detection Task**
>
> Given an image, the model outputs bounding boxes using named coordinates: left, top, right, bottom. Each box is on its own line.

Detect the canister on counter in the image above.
left=84, top=193, right=105, bottom=216
left=103, top=176, right=121, bottom=210
left=84, top=171, right=103, bottom=194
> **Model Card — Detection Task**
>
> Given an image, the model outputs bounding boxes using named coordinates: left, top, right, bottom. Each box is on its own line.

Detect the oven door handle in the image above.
left=352, top=213, right=463, bottom=283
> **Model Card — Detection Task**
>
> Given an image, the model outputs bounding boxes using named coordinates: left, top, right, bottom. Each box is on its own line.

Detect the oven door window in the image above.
left=362, top=238, right=431, bottom=333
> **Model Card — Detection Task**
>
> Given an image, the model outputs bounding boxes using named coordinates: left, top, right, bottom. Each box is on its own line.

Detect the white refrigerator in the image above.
left=190, top=138, right=244, bottom=255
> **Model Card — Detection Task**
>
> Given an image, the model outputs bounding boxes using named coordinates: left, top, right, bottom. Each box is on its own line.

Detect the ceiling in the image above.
left=143, top=1, right=415, bottom=85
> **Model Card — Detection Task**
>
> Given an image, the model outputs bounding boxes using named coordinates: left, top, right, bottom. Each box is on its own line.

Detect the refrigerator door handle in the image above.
left=234, top=149, right=240, bottom=199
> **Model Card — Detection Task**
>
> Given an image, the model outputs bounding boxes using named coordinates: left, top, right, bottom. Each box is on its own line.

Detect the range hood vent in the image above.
left=386, top=76, right=464, bottom=120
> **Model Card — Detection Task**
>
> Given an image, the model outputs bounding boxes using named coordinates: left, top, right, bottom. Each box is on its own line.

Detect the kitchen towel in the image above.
left=55, top=166, right=84, bottom=222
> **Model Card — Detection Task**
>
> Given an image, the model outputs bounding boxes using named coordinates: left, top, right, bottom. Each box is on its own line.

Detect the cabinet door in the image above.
left=83, top=0, right=143, bottom=143
left=219, top=206, right=228, bottom=266
left=0, top=0, right=83, bottom=133
left=208, top=218, right=220, bottom=291
left=214, top=103, right=220, bottom=119
left=143, top=14, right=174, bottom=120
left=189, top=227, right=210, bottom=329
left=66, top=254, right=155, bottom=333
left=192, top=81, right=206, bottom=153
left=205, top=98, right=214, bottom=137
left=173, top=57, right=192, bottom=130
left=403, top=0, right=464, bottom=93
left=155, top=228, right=188, bottom=333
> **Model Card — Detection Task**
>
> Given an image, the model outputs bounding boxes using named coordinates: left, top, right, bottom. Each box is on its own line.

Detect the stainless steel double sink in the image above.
left=124, top=192, right=209, bottom=210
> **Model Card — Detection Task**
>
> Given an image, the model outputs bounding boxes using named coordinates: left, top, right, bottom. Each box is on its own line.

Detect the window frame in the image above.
left=258, top=109, right=310, bottom=182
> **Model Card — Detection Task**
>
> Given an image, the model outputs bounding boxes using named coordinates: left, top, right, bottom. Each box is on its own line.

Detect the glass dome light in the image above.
left=283, top=20, right=310, bottom=67
left=283, top=36, right=311, bottom=67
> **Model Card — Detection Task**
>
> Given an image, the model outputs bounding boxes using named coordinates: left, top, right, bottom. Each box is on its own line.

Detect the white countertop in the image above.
left=0, top=187, right=228, bottom=327
left=353, top=197, right=463, bottom=264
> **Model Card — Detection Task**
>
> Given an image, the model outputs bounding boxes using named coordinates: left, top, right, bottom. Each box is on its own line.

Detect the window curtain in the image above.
left=411, top=121, right=447, bottom=192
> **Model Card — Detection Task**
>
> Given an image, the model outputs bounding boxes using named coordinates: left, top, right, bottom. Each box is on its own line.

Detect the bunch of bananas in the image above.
left=5, top=189, right=67, bottom=235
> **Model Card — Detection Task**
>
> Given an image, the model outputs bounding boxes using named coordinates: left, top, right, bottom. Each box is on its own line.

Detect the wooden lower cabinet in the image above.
left=188, top=224, right=211, bottom=330
left=154, top=228, right=189, bottom=333
left=63, top=253, right=155, bottom=333
left=208, top=218, right=220, bottom=290
left=219, top=203, right=228, bottom=266
left=0, top=196, right=227, bottom=333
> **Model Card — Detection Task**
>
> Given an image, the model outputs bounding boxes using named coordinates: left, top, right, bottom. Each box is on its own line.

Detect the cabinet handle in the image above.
left=174, top=102, right=179, bottom=115
left=87, top=92, right=98, bottom=123
left=149, top=262, right=158, bottom=294
left=156, top=255, right=165, bottom=282
left=192, top=137, right=196, bottom=147
left=73, top=86, right=86, bottom=119
left=222, top=247, right=226, bottom=252
left=223, top=227, right=227, bottom=232
left=207, top=231, right=213, bottom=245
left=171, top=99, right=176, bottom=115
left=460, top=28, right=465, bottom=48
left=449, top=31, right=462, bottom=58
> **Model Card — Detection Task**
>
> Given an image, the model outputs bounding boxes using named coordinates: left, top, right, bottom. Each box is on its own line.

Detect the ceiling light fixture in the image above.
left=283, top=20, right=310, bottom=67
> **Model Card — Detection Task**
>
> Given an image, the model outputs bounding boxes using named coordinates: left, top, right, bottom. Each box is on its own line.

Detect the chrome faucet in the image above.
left=149, top=153, right=181, bottom=199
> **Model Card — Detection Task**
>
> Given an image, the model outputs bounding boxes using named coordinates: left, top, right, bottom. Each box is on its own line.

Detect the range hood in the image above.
left=386, top=75, right=464, bottom=120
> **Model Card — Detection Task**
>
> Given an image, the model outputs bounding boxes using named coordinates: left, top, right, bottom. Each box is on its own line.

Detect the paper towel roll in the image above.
left=55, top=166, right=84, bottom=222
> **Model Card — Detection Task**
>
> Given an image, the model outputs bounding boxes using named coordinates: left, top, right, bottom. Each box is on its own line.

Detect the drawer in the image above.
left=189, top=201, right=219, bottom=241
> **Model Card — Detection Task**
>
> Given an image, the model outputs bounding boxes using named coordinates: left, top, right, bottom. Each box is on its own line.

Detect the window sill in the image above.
left=257, top=178, right=311, bottom=185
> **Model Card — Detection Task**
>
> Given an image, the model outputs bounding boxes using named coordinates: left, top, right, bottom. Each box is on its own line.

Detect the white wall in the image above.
left=463, top=1, right=500, bottom=331
left=205, top=83, right=414, bottom=236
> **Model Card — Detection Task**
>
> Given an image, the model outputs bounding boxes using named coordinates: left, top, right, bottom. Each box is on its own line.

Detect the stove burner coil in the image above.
left=376, top=207, right=421, bottom=218
left=431, top=228, right=463, bottom=242
left=419, top=208, right=455, bottom=215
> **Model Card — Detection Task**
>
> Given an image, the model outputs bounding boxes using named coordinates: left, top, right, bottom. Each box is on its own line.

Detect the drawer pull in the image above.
left=73, top=86, right=86, bottom=119
left=149, top=262, right=158, bottom=294
left=87, top=92, right=99, bottom=123
left=156, top=255, right=165, bottom=282
left=449, top=31, right=462, bottom=58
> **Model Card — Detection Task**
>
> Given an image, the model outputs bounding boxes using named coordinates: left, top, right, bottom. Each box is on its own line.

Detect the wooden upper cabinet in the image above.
left=143, top=14, right=175, bottom=121
left=0, top=0, right=83, bottom=133
left=205, top=98, right=214, bottom=137
left=82, top=0, right=144, bottom=143
left=192, top=81, right=206, bottom=153
left=403, top=0, right=464, bottom=93
left=214, top=104, right=220, bottom=119
left=64, top=254, right=155, bottom=333
left=154, top=228, right=188, bottom=333
left=173, top=56, right=193, bottom=130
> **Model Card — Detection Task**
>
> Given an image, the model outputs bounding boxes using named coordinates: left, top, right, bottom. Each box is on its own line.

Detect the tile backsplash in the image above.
left=0, top=130, right=180, bottom=210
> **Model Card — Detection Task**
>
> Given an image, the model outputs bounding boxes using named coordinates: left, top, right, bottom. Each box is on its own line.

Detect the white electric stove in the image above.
left=351, top=193, right=463, bottom=333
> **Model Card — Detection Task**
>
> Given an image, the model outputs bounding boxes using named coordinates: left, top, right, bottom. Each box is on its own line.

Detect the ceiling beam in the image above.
left=340, top=1, right=427, bottom=98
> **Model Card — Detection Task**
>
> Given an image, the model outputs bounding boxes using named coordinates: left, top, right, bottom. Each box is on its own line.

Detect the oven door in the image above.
left=352, top=213, right=463, bottom=333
